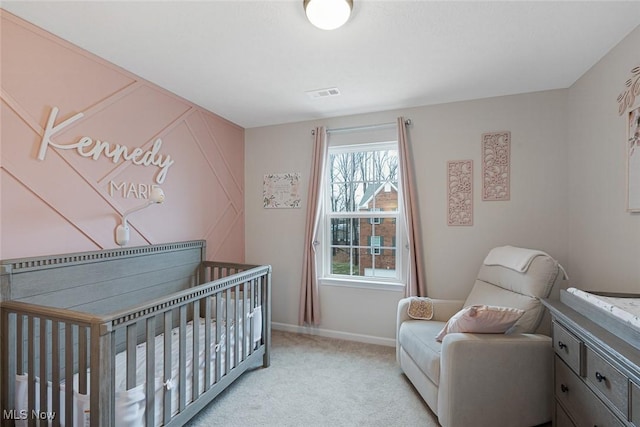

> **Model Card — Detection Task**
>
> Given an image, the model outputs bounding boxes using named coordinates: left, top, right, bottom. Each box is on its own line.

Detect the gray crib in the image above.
left=0, top=240, right=271, bottom=426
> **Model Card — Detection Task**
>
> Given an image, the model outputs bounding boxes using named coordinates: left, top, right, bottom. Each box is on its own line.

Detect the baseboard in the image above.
left=271, top=322, right=396, bottom=347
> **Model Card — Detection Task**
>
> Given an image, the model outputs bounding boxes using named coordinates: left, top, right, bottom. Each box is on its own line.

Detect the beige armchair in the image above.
left=396, top=246, right=565, bottom=427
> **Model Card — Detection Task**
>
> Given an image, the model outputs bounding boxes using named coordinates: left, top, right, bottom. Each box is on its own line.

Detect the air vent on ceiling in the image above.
left=306, top=87, right=341, bottom=99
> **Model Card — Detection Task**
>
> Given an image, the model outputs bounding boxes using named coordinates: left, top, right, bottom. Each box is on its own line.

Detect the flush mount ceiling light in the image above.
left=304, top=0, right=353, bottom=30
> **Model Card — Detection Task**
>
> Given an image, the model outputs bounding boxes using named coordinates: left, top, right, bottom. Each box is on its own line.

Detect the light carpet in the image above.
left=185, top=330, right=439, bottom=427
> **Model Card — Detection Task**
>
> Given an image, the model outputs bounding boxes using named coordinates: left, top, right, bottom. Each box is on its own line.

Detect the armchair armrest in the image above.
left=437, top=333, right=553, bottom=427
left=396, top=297, right=464, bottom=363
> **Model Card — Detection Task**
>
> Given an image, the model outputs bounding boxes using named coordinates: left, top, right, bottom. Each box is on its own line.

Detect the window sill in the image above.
left=319, top=277, right=405, bottom=292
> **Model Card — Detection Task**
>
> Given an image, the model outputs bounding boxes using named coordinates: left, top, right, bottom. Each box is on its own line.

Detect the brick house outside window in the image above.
left=358, top=182, right=398, bottom=277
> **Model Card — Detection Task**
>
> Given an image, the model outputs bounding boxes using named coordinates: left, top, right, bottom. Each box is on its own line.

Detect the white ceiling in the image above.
left=2, top=1, right=640, bottom=129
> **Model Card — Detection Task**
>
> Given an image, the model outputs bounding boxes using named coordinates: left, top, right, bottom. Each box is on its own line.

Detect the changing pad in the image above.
left=566, top=287, right=640, bottom=330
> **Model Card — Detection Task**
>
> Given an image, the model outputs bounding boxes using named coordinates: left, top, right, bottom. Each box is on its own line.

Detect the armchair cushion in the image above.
left=398, top=320, right=446, bottom=385
left=435, top=304, right=524, bottom=341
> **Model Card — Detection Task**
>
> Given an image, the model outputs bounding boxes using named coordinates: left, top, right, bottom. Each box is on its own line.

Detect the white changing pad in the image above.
left=566, top=287, right=640, bottom=330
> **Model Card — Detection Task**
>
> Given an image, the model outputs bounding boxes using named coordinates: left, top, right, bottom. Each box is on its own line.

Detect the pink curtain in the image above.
left=299, top=126, right=328, bottom=325
left=397, top=117, right=427, bottom=297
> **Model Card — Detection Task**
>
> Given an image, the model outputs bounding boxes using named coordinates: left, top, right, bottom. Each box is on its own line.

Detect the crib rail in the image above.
left=1, top=262, right=271, bottom=427
left=1, top=302, right=113, bottom=427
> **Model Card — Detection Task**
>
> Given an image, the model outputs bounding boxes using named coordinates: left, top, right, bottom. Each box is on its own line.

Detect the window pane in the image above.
left=329, top=216, right=398, bottom=278
left=330, top=218, right=354, bottom=245
left=368, top=183, right=398, bottom=212
left=331, top=248, right=356, bottom=276
left=361, top=219, right=397, bottom=277
left=329, top=148, right=399, bottom=213
left=358, top=247, right=397, bottom=278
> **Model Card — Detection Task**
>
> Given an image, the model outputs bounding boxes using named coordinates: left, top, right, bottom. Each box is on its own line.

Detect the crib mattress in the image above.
left=14, top=306, right=262, bottom=427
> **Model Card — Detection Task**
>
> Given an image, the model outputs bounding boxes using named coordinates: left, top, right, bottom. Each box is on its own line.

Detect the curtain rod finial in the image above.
left=404, top=119, right=412, bottom=126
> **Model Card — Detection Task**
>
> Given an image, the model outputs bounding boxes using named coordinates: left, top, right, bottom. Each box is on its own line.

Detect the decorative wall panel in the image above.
left=447, top=160, right=473, bottom=226
left=0, top=11, right=245, bottom=261
left=482, top=131, right=510, bottom=201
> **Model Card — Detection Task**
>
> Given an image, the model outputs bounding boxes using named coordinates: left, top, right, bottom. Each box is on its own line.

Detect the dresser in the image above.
left=542, top=293, right=640, bottom=427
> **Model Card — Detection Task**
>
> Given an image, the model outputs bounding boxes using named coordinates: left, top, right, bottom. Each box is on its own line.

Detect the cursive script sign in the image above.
left=38, top=107, right=175, bottom=184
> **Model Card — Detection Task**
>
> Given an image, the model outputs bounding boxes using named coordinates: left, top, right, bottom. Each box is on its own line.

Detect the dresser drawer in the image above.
left=585, top=346, right=629, bottom=417
left=555, top=356, right=625, bottom=427
left=632, top=381, right=640, bottom=426
left=553, top=321, right=583, bottom=375
left=555, top=402, right=576, bottom=427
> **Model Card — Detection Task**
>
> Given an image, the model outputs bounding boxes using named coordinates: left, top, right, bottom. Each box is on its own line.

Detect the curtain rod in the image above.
left=312, top=119, right=412, bottom=135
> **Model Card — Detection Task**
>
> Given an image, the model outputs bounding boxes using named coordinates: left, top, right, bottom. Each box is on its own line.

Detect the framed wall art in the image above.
left=263, top=173, right=301, bottom=209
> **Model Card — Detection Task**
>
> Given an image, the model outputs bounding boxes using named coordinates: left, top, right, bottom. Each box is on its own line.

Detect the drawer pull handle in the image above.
left=595, top=372, right=606, bottom=383
left=560, top=384, right=569, bottom=393
left=558, top=341, right=567, bottom=350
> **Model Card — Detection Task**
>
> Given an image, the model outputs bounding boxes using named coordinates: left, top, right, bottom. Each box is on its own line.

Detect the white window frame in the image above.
left=318, top=141, right=406, bottom=291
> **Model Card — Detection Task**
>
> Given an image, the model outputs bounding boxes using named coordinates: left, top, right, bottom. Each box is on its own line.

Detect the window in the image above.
left=370, top=235, right=382, bottom=255
left=369, top=208, right=381, bottom=224
left=321, top=141, right=403, bottom=285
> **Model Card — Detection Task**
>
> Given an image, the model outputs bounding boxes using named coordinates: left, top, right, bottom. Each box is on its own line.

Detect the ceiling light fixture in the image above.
left=304, top=0, right=353, bottom=31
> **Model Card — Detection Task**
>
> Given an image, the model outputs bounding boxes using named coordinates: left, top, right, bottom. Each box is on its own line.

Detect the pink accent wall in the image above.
left=0, top=11, right=245, bottom=261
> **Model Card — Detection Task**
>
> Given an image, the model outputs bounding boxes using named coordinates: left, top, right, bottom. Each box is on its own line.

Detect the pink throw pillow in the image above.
left=436, top=304, right=525, bottom=342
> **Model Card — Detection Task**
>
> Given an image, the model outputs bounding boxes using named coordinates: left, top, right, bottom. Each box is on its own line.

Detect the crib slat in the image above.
left=51, top=320, right=61, bottom=427
left=93, top=321, right=114, bottom=427
left=78, top=326, right=88, bottom=395
left=1, top=311, right=16, bottom=420
left=39, top=318, right=48, bottom=414
left=179, top=304, right=187, bottom=411
left=234, top=284, right=240, bottom=368
left=263, top=270, right=272, bottom=367
left=243, top=281, right=250, bottom=358
left=64, top=323, right=74, bottom=427
left=163, top=310, right=173, bottom=425
left=192, top=301, right=200, bottom=401
left=16, top=314, right=24, bottom=375
left=204, top=294, right=212, bottom=391
left=225, top=288, right=232, bottom=375
left=145, top=316, right=156, bottom=427
left=126, top=323, right=137, bottom=389
left=215, top=293, right=222, bottom=383
left=240, top=282, right=246, bottom=360
left=250, top=278, right=257, bottom=354
left=27, top=316, right=35, bottom=427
